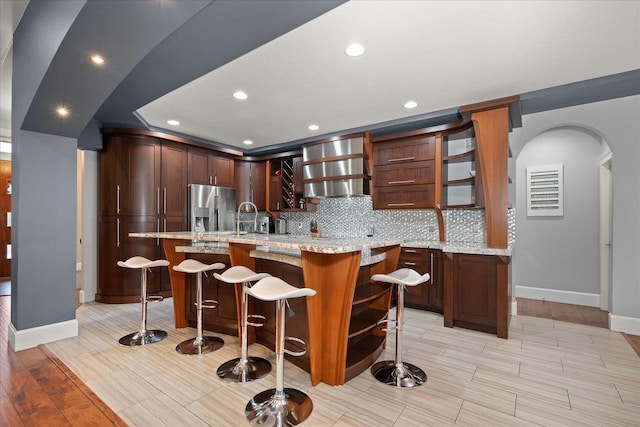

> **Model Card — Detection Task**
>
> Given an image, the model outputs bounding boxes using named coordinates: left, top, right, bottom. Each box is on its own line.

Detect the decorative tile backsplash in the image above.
left=279, top=196, right=516, bottom=244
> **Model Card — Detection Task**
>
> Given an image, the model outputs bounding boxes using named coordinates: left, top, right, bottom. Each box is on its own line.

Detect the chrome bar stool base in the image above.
left=370, top=268, right=430, bottom=388
left=245, top=388, right=313, bottom=427
left=371, top=361, right=427, bottom=388
left=217, top=356, right=272, bottom=383
left=176, top=336, right=224, bottom=355
left=214, top=265, right=272, bottom=383
left=173, top=259, right=226, bottom=355
left=117, top=256, right=169, bottom=347
left=119, top=330, right=167, bottom=347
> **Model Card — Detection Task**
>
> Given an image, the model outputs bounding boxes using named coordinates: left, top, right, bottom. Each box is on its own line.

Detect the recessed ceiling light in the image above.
left=308, top=124, right=319, bottom=131
left=90, top=54, right=105, bottom=65
left=233, top=91, right=248, bottom=100
left=404, top=101, right=418, bottom=109
left=56, top=106, right=70, bottom=117
left=167, top=119, right=180, bottom=126
left=243, top=140, right=253, bottom=145
left=345, top=43, right=365, bottom=57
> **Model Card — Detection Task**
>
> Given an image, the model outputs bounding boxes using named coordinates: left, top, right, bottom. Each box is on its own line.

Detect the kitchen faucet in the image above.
left=237, top=201, right=258, bottom=235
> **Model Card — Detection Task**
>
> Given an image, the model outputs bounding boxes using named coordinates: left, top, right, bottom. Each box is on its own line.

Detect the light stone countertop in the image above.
left=132, top=231, right=512, bottom=257
left=131, top=231, right=403, bottom=254
left=402, top=240, right=513, bottom=256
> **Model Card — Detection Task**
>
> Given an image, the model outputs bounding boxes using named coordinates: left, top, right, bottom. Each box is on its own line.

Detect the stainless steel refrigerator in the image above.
left=187, top=184, right=236, bottom=233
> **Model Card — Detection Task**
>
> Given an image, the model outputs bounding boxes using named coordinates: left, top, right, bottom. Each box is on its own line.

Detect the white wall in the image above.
left=514, top=126, right=605, bottom=304
left=510, top=95, right=640, bottom=334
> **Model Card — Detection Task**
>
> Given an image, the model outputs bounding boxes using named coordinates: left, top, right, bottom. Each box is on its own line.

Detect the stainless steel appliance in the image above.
left=275, top=218, right=287, bottom=234
left=187, top=184, right=236, bottom=233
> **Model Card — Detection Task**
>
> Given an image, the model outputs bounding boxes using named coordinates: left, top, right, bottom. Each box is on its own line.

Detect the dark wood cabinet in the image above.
left=269, top=175, right=282, bottom=211
left=97, top=131, right=187, bottom=303
left=372, top=134, right=436, bottom=209
left=187, top=146, right=235, bottom=187
left=443, top=252, right=510, bottom=338
left=399, top=247, right=443, bottom=313
left=235, top=160, right=266, bottom=210
left=292, top=156, right=304, bottom=194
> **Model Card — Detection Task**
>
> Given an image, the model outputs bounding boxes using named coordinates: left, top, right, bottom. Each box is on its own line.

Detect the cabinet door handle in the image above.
left=388, top=203, right=415, bottom=207
left=116, top=185, right=120, bottom=214
left=156, top=187, right=160, bottom=215
left=163, top=218, right=167, bottom=232
left=163, top=188, right=167, bottom=215
left=157, top=218, right=160, bottom=246
left=404, top=261, right=417, bottom=266
left=209, top=176, right=212, bottom=185
left=430, top=252, right=434, bottom=285
left=214, top=175, right=217, bottom=186
left=388, top=180, right=415, bottom=185
left=388, top=156, right=415, bottom=163
left=404, top=249, right=417, bottom=253
left=116, top=218, right=120, bottom=247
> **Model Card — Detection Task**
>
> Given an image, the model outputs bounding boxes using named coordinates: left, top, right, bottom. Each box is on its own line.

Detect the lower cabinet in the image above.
left=399, top=247, right=443, bottom=313
left=443, top=252, right=510, bottom=338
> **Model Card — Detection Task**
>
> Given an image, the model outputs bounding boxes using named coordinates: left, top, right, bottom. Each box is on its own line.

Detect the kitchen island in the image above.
left=130, top=231, right=402, bottom=386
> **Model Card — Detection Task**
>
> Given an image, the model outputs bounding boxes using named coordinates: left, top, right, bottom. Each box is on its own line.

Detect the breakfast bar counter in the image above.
left=130, top=231, right=402, bottom=386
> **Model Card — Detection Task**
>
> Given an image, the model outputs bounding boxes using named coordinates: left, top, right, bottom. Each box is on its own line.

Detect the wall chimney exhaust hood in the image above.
left=302, top=134, right=371, bottom=198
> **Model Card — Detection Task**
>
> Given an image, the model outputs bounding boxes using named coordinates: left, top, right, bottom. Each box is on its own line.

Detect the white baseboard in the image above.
left=610, top=314, right=640, bottom=336
left=79, top=290, right=85, bottom=304
left=510, top=300, right=518, bottom=316
left=515, top=286, right=600, bottom=307
left=8, top=319, right=79, bottom=352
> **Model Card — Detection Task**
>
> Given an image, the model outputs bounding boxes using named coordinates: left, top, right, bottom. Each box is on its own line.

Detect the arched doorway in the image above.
left=514, top=125, right=612, bottom=311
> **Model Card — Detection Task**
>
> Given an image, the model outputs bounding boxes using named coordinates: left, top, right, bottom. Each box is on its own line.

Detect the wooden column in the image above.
left=162, top=239, right=189, bottom=328
left=472, top=107, right=509, bottom=248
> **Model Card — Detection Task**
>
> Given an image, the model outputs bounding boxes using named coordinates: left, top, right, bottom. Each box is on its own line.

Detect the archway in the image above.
left=513, top=125, right=611, bottom=310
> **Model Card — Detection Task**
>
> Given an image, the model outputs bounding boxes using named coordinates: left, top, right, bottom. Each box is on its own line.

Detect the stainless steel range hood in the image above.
left=302, top=134, right=370, bottom=197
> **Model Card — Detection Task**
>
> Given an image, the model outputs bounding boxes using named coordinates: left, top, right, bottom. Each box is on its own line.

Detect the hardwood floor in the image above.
left=516, top=297, right=609, bottom=328
left=2, top=295, right=639, bottom=426
left=0, top=296, right=126, bottom=426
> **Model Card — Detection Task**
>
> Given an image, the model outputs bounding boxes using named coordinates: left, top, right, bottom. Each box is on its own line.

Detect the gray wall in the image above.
left=510, top=95, right=640, bottom=321
left=10, top=1, right=84, bottom=330
left=514, top=126, right=605, bottom=294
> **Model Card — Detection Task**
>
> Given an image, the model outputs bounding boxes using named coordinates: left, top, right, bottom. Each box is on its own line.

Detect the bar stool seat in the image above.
left=173, top=259, right=225, bottom=355
left=371, top=268, right=430, bottom=388
left=117, top=256, right=169, bottom=346
left=244, top=277, right=316, bottom=426
left=214, top=266, right=272, bottom=383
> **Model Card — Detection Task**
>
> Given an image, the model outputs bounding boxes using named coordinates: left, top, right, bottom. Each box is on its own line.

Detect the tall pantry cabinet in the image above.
left=97, top=131, right=187, bottom=303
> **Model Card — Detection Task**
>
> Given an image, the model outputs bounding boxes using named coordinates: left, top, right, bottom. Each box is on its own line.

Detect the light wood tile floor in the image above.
left=42, top=300, right=640, bottom=426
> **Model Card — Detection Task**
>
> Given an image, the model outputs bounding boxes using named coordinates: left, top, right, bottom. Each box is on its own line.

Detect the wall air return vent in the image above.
left=526, top=163, right=563, bottom=217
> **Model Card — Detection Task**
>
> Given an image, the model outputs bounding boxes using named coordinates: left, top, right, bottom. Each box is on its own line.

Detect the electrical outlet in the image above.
left=472, top=223, right=481, bottom=233
left=298, top=221, right=303, bottom=230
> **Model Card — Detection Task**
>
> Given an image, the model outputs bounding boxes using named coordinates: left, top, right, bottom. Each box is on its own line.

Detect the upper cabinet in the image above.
left=187, top=147, right=234, bottom=187
left=371, top=133, right=436, bottom=209
left=235, top=160, right=266, bottom=211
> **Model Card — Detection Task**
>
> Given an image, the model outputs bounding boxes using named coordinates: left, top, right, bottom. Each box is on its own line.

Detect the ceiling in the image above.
left=3, top=1, right=640, bottom=154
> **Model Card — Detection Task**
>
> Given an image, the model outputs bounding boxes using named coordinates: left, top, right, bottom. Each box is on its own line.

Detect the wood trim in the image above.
left=162, top=239, right=189, bottom=328
left=459, top=95, right=520, bottom=114
left=101, top=128, right=243, bottom=157
left=472, top=107, right=510, bottom=248
left=371, top=113, right=472, bottom=143
left=301, top=250, right=361, bottom=386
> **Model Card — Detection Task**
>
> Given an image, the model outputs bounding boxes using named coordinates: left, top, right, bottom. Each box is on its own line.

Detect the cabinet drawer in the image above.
left=398, top=259, right=429, bottom=275
left=374, top=160, right=434, bottom=186
left=373, top=135, right=435, bottom=165
left=373, top=184, right=435, bottom=209
left=400, top=247, right=428, bottom=261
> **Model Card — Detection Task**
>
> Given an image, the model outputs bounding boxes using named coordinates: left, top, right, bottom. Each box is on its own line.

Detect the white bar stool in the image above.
left=214, top=266, right=272, bottom=383
left=173, top=259, right=226, bottom=355
left=244, top=277, right=316, bottom=427
left=117, top=256, right=169, bottom=346
left=371, top=268, right=430, bottom=388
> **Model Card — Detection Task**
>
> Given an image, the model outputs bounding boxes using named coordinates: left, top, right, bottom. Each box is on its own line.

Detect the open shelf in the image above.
left=345, top=333, right=385, bottom=383
left=444, top=176, right=475, bottom=186
left=443, top=148, right=475, bottom=163
left=353, top=282, right=391, bottom=305
left=348, top=309, right=387, bottom=338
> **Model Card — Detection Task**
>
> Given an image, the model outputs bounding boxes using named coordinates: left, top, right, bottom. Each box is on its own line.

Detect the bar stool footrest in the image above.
left=246, top=314, right=266, bottom=328
left=284, top=336, right=307, bottom=357
left=147, top=295, right=164, bottom=302
left=201, top=299, right=219, bottom=309
left=375, top=318, right=394, bottom=333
